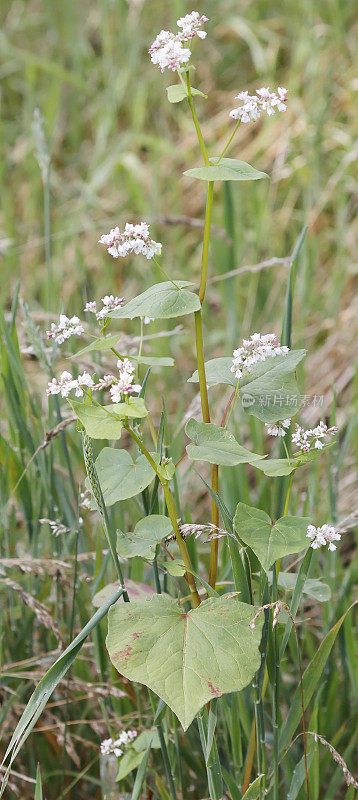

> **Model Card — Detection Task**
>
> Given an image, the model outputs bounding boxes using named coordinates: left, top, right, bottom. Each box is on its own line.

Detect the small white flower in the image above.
left=148, top=30, right=191, bottom=72
left=306, top=523, right=341, bottom=551
left=84, top=301, right=97, bottom=314
left=231, top=333, right=289, bottom=380
left=94, top=359, right=141, bottom=403
left=149, top=12, right=208, bottom=72
left=230, top=86, right=289, bottom=123
left=143, top=316, right=154, bottom=325
left=100, top=738, right=123, bottom=758
left=46, top=314, right=84, bottom=344
left=46, top=370, right=94, bottom=399
left=177, top=12, right=208, bottom=41
left=99, top=222, right=162, bottom=261
left=265, top=418, right=291, bottom=437
left=292, top=421, right=337, bottom=453
left=100, top=730, right=137, bottom=757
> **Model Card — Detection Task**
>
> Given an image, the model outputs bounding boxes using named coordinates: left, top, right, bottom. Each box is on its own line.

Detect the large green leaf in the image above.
left=184, top=158, right=268, bottom=182
left=279, top=603, right=356, bottom=751
left=106, top=594, right=262, bottom=730
left=69, top=398, right=148, bottom=439
left=116, top=515, right=173, bottom=561
left=185, top=419, right=265, bottom=467
left=188, top=350, right=306, bottom=423
left=109, top=281, right=201, bottom=320
left=88, top=447, right=156, bottom=507
left=234, top=503, right=311, bottom=573
left=166, top=84, right=207, bottom=103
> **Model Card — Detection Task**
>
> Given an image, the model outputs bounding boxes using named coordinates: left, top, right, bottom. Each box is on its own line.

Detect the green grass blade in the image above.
left=34, top=764, right=43, bottom=800
left=0, top=587, right=124, bottom=794
left=279, top=603, right=357, bottom=752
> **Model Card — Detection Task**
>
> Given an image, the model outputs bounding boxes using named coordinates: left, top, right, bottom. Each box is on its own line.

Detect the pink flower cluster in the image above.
left=231, top=333, right=289, bottom=380
left=230, top=87, right=288, bottom=123
left=149, top=11, right=208, bottom=73
left=46, top=314, right=84, bottom=344
left=98, top=222, right=162, bottom=260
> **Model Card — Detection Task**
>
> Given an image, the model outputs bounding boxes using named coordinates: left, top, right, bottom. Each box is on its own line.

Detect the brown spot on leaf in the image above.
left=117, top=644, right=133, bottom=662
left=207, top=681, right=221, bottom=697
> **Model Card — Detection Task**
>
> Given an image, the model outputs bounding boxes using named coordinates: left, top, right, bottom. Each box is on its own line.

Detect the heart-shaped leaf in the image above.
left=255, top=447, right=331, bottom=477
left=185, top=419, right=265, bottom=467
left=234, top=503, right=311, bottom=572
left=109, top=281, right=201, bottom=320
left=184, top=157, right=268, bottom=182
left=106, top=594, right=262, bottom=730
left=88, top=447, right=156, bottom=506
left=275, top=573, right=331, bottom=602
left=188, top=350, right=306, bottom=423
left=116, top=515, right=173, bottom=561
left=166, top=84, right=207, bottom=103
left=69, top=398, right=148, bottom=439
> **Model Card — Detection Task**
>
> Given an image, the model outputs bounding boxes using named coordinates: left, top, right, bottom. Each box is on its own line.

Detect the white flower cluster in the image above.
left=98, top=222, right=162, bottom=260
left=100, top=730, right=137, bottom=758
left=149, top=11, right=208, bottom=72
left=292, top=421, right=338, bottom=452
left=177, top=11, right=209, bottom=40
left=231, top=333, right=289, bottom=380
left=84, top=295, right=125, bottom=321
left=265, top=418, right=291, bottom=437
left=306, top=523, right=341, bottom=552
left=96, top=359, right=141, bottom=403
left=230, top=87, right=288, bottom=123
left=46, top=314, right=84, bottom=344
left=46, top=370, right=94, bottom=398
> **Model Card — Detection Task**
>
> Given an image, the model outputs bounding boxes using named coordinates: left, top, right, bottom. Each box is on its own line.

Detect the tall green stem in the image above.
left=186, top=78, right=219, bottom=589
left=272, top=473, right=293, bottom=798
left=272, top=569, right=280, bottom=800
left=162, top=483, right=201, bottom=608
left=125, top=424, right=201, bottom=608
left=186, top=72, right=210, bottom=165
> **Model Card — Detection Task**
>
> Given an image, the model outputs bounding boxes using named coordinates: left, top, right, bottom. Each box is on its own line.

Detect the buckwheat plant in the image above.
left=3, top=12, right=353, bottom=800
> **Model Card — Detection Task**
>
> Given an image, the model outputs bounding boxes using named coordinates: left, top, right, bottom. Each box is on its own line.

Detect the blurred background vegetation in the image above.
left=0, top=0, right=357, bottom=798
